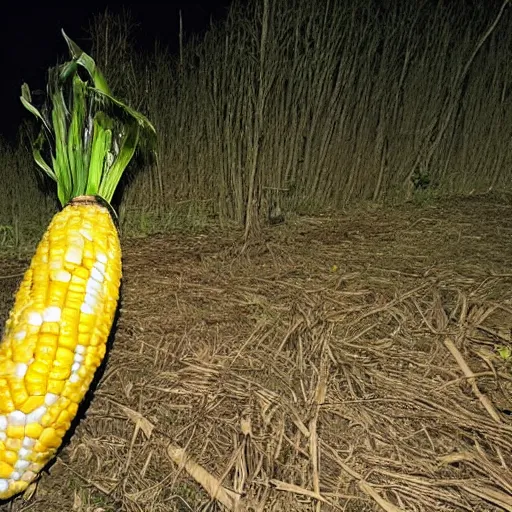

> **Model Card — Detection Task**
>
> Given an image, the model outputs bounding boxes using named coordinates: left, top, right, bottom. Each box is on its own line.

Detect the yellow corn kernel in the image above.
left=25, top=423, right=44, bottom=439
left=55, top=428, right=67, bottom=439
left=49, top=362, right=71, bottom=381
left=29, top=359, right=51, bottom=376
left=0, top=387, right=15, bottom=415
left=41, top=410, right=59, bottom=429
left=85, top=352, right=102, bottom=368
left=55, top=347, right=74, bottom=367
left=62, top=382, right=82, bottom=402
left=6, top=425, right=24, bottom=440
left=73, top=266, right=90, bottom=281
left=0, top=461, right=13, bottom=478
left=77, top=365, right=90, bottom=379
left=40, top=322, right=60, bottom=335
left=8, top=482, right=27, bottom=496
left=88, top=334, right=102, bottom=348
left=78, top=333, right=91, bottom=346
left=12, top=333, right=37, bottom=361
left=78, top=313, right=96, bottom=333
left=34, top=345, right=57, bottom=365
left=68, top=402, right=79, bottom=418
left=1, top=450, right=17, bottom=466
left=58, top=335, right=77, bottom=351
left=48, top=278, right=68, bottom=297
left=65, top=291, right=85, bottom=308
left=9, top=382, right=28, bottom=407
left=32, top=265, right=49, bottom=284
left=61, top=306, right=80, bottom=324
left=56, top=396, right=71, bottom=410
left=33, top=441, right=48, bottom=454
left=26, top=382, right=47, bottom=397
left=25, top=372, right=48, bottom=396
left=82, top=257, right=95, bottom=269
left=47, top=379, right=65, bottom=395
left=56, top=409, right=71, bottom=429
left=39, top=428, right=61, bottom=449
left=19, top=396, right=46, bottom=414
left=29, top=452, right=50, bottom=464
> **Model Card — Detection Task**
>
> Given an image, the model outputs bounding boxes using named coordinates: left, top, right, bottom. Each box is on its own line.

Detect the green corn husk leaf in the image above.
left=67, top=74, right=87, bottom=196
left=50, top=75, right=72, bottom=206
left=61, top=30, right=111, bottom=95
left=20, top=29, right=156, bottom=206
left=32, top=130, right=56, bottom=180
left=20, top=84, right=52, bottom=134
left=99, top=118, right=140, bottom=201
left=87, top=112, right=113, bottom=195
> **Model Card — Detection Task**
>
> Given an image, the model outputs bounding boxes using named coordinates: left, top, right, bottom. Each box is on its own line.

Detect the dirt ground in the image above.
left=0, top=194, right=511, bottom=512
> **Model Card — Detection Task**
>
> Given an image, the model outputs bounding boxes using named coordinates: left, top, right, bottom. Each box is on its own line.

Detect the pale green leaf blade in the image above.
left=98, top=120, right=140, bottom=203
left=32, top=131, right=56, bottom=181
left=61, top=29, right=111, bottom=94
left=20, top=83, right=52, bottom=133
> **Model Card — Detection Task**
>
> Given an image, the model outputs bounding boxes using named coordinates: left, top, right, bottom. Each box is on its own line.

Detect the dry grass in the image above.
left=1, top=194, right=511, bottom=511
left=4, top=0, right=512, bottom=243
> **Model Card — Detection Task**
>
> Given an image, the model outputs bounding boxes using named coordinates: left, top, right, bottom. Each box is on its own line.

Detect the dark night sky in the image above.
left=0, top=2, right=231, bottom=142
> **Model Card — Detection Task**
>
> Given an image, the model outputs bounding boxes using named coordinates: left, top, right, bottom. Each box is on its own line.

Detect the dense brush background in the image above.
left=1, top=0, right=511, bottom=250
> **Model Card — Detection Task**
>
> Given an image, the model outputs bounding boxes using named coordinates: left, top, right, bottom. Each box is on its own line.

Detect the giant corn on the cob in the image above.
left=0, top=197, right=121, bottom=498
left=0, top=31, right=155, bottom=500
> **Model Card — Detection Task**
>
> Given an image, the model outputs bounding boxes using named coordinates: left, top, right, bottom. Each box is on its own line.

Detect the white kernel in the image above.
left=27, top=312, right=43, bottom=326
left=43, top=306, right=61, bottom=322
left=75, top=345, right=86, bottom=355
left=8, top=411, right=26, bottom=426
left=90, top=266, right=104, bottom=283
left=69, top=373, right=80, bottom=383
left=0, top=479, right=8, bottom=492
left=86, top=292, right=97, bottom=307
left=0, top=433, right=6, bottom=441
left=10, top=471, right=21, bottom=481
left=14, top=363, right=28, bottom=379
left=86, top=278, right=102, bottom=294
left=19, top=436, right=36, bottom=448
left=74, top=353, right=84, bottom=364
left=96, top=252, right=107, bottom=264
left=18, top=446, right=31, bottom=460
left=49, top=259, right=63, bottom=271
left=80, top=302, right=94, bottom=315
left=0, top=416, right=7, bottom=431
left=44, top=393, right=59, bottom=406
left=79, top=228, right=93, bottom=241
left=52, top=269, right=71, bottom=282
left=14, top=330, right=26, bottom=341
left=14, top=460, right=30, bottom=471
left=65, top=246, right=83, bottom=265
left=71, top=362, right=81, bottom=372
left=26, top=406, right=46, bottom=424
left=93, top=261, right=106, bottom=275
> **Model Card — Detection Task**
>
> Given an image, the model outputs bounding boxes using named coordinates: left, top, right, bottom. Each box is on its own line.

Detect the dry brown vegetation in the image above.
left=1, top=195, right=511, bottom=511
left=1, top=0, right=512, bottom=243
